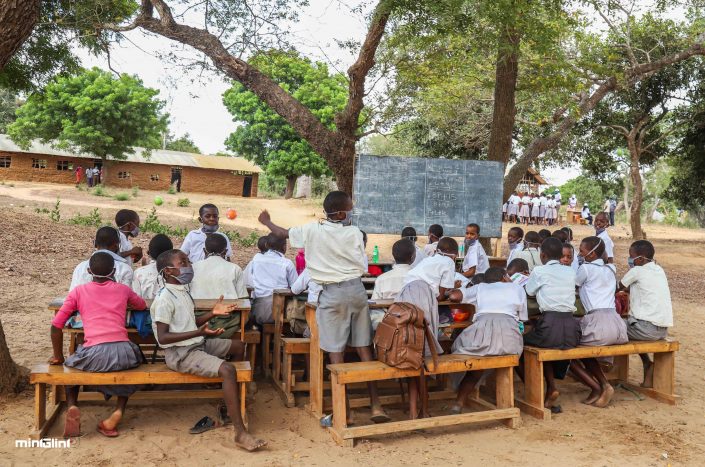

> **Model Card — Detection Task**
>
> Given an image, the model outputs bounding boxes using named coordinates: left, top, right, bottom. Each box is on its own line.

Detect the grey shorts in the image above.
left=164, top=338, right=232, bottom=378
left=316, top=278, right=371, bottom=352
left=626, top=316, right=668, bottom=341
left=252, top=295, right=274, bottom=325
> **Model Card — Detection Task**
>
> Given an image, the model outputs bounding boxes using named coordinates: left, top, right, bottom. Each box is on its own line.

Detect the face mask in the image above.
left=205, top=249, right=227, bottom=259
left=327, top=210, right=353, bottom=226
left=202, top=223, right=219, bottom=234
left=577, top=255, right=585, bottom=266
left=436, top=251, right=455, bottom=261
left=119, top=223, right=139, bottom=237
left=465, top=238, right=477, bottom=248
left=509, top=239, right=522, bottom=249
left=171, top=266, right=194, bottom=285
left=582, top=238, right=603, bottom=263
left=627, top=257, right=635, bottom=269
left=595, top=227, right=606, bottom=236
left=91, top=268, right=116, bottom=281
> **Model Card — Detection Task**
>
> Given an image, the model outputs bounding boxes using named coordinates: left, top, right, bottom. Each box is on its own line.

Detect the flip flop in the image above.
left=97, top=421, right=119, bottom=438
left=217, top=404, right=232, bottom=426
left=189, top=416, right=217, bottom=434
left=370, top=412, right=391, bottom=424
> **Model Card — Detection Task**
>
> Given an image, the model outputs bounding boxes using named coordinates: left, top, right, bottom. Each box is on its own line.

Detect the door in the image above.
left=242, top=175, right=252, bottom=197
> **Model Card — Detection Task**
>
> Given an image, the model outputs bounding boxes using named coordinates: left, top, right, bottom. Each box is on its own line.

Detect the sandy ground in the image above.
left=0, top=181, right=704, bottom=466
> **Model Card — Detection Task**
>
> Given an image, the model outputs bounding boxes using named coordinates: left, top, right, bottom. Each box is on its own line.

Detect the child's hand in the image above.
left=130, top=246, right=143, bottom=261
left=258, top=210, right=271, bottom=225
left=454, top=280, right=462, bottom=289
left=48, top=355, right=64, bottom=365
left=199, top=323, right=225, bottom=336
left=212, top=295, right=236, bottom=316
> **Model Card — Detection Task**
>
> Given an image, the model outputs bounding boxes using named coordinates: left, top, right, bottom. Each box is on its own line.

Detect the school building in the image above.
left=515, top=167, right=549, bottom=194
left=0, top=135, right=261, bottom=197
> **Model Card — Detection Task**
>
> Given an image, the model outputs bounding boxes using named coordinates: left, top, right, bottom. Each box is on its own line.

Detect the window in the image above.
left=0, top=156, right=10, bottom=168
left=32, top=159, right=47, bottom=169
left=56, top=160, right=70, bottom=171
left=118, top=171, right=130, bottom=179
left=150, top=174, right=160, bottom=181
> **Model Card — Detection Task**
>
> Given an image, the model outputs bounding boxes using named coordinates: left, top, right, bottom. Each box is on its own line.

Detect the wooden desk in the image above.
left=271, top=289, right=296, bottom=382
left=567, top=210, right=582, bottom=224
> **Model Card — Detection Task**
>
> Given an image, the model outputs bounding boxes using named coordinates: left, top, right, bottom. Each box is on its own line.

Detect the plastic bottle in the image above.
left=372, top=245, right=379, bottom=264
left=295, top=249, right=306, bottom=275
left=459, top=243, right=465, bottom=257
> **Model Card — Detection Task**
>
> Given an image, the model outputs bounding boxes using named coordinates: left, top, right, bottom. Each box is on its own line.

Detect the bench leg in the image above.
left=280, top=351, right=296, bottom=408
left=247, top=343, right=257, bottom=372
left=516, top=352, right=550, bottom=420
left=609, top=355, right=629, bottom=382
left=495, top=367, right=519, bottom=428
left=35, top=383, right=46, bottom=432
left=263, top=332, right=272, bottom=378
left=240, top=382, right=249, bottom=430
left=330, top=373, right=353, bottom=447
left=651, top=351, right=676, bottom=404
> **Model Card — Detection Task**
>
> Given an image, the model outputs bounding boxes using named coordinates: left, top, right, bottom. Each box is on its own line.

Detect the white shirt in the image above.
left=180, top=229, right=233, bottom=264
left=525, top=260, right=576, bottom=313
left=191, top=255, right=248, bottom=299
left=582, top=207, right=591, bottom=218
left=539, top=196, right=547, bottom=206
left=288, top=220, right=365, bottom=284
left=69, top=250, right=133, bottom=290
left=461, top=282, right=528, bottom=322
left=244, top=250, right=298, bottom=298
left=423, top=241, right=438, bottom=257
left=515, top=247, right=542, bottom=272
left=597, top=230, right=615, bottom=259
left=150, top=283, right=202, bottom=348
left=509, top=195, right=520, bottom=205
left=455, top=272, right=470, bottom=287
left=506, top=244, right=521, bottom=266
left=290, top=268, right=322, bottom=303
left=521, top=195, right=530, bottom=205
left=461, top=242, right=489, bottom=274
left=372, top=264, right=412, bottom=300
left=575, top=259, right=617, bottom=312
left=131, top=262, right=161, bottom=299
left=404, top=254, right=455, bottom=294
left=621, top=262, right=673, bottom=327
left=547, top=199, right=556, bottom=209
left=411, top=244, right=425, bottom=268
left=554, top=193, right=562, bottom=203
left=569, top=196, right=577, bottom=208
left=118, top=230, right=134, bottom=267
left=531, top=197, right=541, bottom=207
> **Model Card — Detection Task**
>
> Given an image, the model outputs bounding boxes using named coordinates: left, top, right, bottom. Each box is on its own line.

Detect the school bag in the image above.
left=374, top=302, right=439, bottom=371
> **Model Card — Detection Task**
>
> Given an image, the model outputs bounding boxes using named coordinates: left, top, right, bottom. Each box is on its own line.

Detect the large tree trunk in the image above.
left=0, top=0, right=40, bottom=69
left=623, top=167, right=631, bottom=221
left=284, top=175, right=296, bottom=199
left=0, top=320, right=29, bottom=393
left=627, top=139, right=645, bottom=240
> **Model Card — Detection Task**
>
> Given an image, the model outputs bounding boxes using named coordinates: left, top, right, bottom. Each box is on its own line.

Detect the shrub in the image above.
left=177, top=198, right=190, bottom=207
left=92, top=184, right=108, bottom=197
left=49, top=199, right=61, bottom=222
left=222, top=230, right=260, bottom=248
left=167, top=185, right=176, bottom=195
left=68, top=208, right=104, bottom=228
left=114, top=193, right=130, bottom=201
left=131, top=186, right=140, bottom=198
left=142, top=207, right=190, bottom=238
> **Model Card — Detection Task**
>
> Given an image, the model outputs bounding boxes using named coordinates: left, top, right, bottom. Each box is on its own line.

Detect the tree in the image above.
left=8, top=67, right=168, bottom=181
left=560, top=174, right=621, bottom=213
left=0, top=88, right=21, bottom=133
left=165, top=132, right=201, bottom=153
left=223, top=50, right=343, bottom=198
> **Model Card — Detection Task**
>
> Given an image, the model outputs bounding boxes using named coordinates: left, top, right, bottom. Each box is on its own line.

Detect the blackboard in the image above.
left=353, top=155, right=504, bottom=237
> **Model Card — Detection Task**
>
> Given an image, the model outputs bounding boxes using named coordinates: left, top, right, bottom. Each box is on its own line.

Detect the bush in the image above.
left=142, top=207, right=190, bottom=238
left=177, top=198, right=190, bottom=207
left=49, top=199, right=61, bottom=222
left=131, top=186, right=140, bottom=198
left=114, top=193, right=130, bottom=201
left=92, top=184, right=108, bottom=197
left=68, top=208, right=104, bottom=228
left=167, top=185, right=176, bottom=195
left=222, top=230, right=260, bottom=248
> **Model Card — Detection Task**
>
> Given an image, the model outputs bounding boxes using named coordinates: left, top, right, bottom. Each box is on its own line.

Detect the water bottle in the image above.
left=459, top=243, right=464, bottom=257
left=372, top=245, right=379, bottom=264
left=295, top=249, right=306, bottom=274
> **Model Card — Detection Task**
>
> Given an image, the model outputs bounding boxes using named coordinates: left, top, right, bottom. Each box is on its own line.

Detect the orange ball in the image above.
left=226, top=208, right=237, bottom=220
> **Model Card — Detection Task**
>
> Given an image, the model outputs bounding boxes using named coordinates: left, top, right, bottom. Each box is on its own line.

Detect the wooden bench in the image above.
left=517, top=340, right=680, bottom=420
left=30, top=361, right=252, bottom=439
left=326, top=354, right=520, bottom=447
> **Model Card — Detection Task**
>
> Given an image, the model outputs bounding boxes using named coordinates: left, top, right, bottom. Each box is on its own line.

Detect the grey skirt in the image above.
left=452, top=313, right=523, bottom=357
left=64, top=341, right=143, bottom=397
left=626, top=316, right=668, bottom=341
left=252, top=295, right=274, bottom=325
left=580, top=308, right=628, bottom=346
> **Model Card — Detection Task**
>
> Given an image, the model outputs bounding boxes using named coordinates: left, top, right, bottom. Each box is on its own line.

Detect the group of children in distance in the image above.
left=504, top=190, right=562, bottom=226
left=49, top=190, right=673, bottom=445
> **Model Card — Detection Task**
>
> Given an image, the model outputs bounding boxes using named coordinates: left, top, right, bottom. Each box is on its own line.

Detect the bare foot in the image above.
left=641, top=362, right=654, bottom=388
left=449, top=404, right=462, bottom=415
left=63, top=405, right=80, bottom=438
left=100, top=409, right=123, bottom=431
left=592, top=384, right=615, bottom=408
left=234, top=431, right=267, bottom=452
left=582, top=390, right=600, bottom=405
left=544, top=389, right=560, bottom=409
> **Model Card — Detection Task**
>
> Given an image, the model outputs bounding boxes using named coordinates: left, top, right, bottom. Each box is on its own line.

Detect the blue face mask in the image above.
left=595, top=227, right=606, bottom=236
left=465, top=238, right=477, bottom=248
left=327, top=210, right=353, bottom=226
left=202, top=224, right=219, bottom=234
left=164, top=266, right=194, bottom=284
left=627, top=257, right=635, bottom=269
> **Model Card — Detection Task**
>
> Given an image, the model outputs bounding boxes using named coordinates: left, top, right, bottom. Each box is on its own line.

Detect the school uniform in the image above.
left=371, top=264, right=412, bottom=300
left=506, top=243, right=522, bottom=267
left=461, top=241, right=489, bottom=275
left=582, top=207, right=592, bottom=225
left=289, top=268, right=322, bottom=335
left=531, top=197, right=541, bottom=218
left=118, top=230, right=134, bottom=266
left=244, top=250, right=298, bottom=325
left=507, top=195, right=519, bottom=217
left=180, top=229, right=233, bottom=264
left=131, top=262, right=160, bottom=300
left=523, top=260, right=580, bottom=350
left=502, top=203, right=508, bottom=216
left=515, top=247, right=542, bottom=272
left=291, top=268, right=322, bottom=303
left=396, top=280, right=444, bottom=356
left=539, top=196, right=547, bottom=218
left=519, top=196, right=531, bottom=218
left=596, top=229, right=615, bottom=260
left=288, top=220, right=368, bottom=353
left=545, top=199, right=556, bottom=220
left=411, top=244, right=425, bottom=268
left=576, top=260, right=627, bottom=346
left=621, top=262, right=672, bottom=340
left=70, top=250, right=134, bottom=290
left=423, top=241, right=438, bottom=257
left=151, top=283, right=233, bottom=377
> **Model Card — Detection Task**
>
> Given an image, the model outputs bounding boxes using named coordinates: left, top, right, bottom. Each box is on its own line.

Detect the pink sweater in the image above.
left=52, top=281, right=146, bottom=347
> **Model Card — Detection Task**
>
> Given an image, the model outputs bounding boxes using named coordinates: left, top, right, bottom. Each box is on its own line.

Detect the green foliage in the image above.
left=8, top=68, right=168, bottom=163
left=131, top=186, right=139, bottom=198
left=221, top=230, right=260, bottom=248
left=49, top=198, right=61, bottom=222
left=223, top=50, right=344, bottom=179
left=0, top=89, right=22, bottom=133
left=92, top=184, right=108, bottom=197
left=560, top=175, right=619, bottom=213
left=114, top=192, right=130, bottom=201
left=167, top=185, right=176, bottom=195
left=68, top=208, right=104, bottom=228
left=142, top=208, right=189, bottom=238
left=257, top=172, right=287, bottom=198
left=177, top=198, right=190, bottom=207
left=165, top=133, right=201, bottom=153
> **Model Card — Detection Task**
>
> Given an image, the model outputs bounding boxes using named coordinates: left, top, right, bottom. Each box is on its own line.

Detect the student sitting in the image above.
left=505, top=226, right=524, bottom=266
left=423, top=224, right=443, bottom=257
left=581, top=203, right=593, bottom=225
left=507, top=258, right=530, bottom=278
left=70, top=226, right=134, bottom=291
left=560, top=243, right=575, bottom=270
left=619, top=240, right=673, bottom=388
left=289, top=267, right=322, bottom=335
left=115, top=209, right=143, bottom=266
left=514, top=231, right=542, bottom=272
left=447, top=267, right=527, bottom=413
left=50, top=252, right=147, bottom=438
left=132, top=234, right=173, bottom=300
left=370, top=240, right=415, bottom=330
left=258, top=191, right=389, bottom=423
left=401, top=226, right=425, bottom=268
left=244, top=234, right=298, bottom=325
left=461, top=223, right=489, bottom=278
left=150, top=249, right=266, bottom=451
left=181, top=203, right=233, bottom=263
left=594, top=212, right=615, bottom=263
left=561, top=227, right=579, bottom=271
left=538, top=229, right=551, bottom=242
left=570, top=236, right=627, bottom=408
left=523, top=237, right=580, bottom=409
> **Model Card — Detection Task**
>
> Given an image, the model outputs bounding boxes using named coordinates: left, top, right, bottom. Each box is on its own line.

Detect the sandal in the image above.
left=217, top=404, right=231, bottom=426
left=97, top=421, right=119, bottom=438
left=189, top=416, right=218, bottom=434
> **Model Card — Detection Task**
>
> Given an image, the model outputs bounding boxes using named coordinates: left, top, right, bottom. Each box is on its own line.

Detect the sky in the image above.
left=75, top=0, right=579, bottom=186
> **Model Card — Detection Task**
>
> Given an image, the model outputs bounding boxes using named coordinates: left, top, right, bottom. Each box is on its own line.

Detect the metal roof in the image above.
left=0, top=134, right=262, bottom=173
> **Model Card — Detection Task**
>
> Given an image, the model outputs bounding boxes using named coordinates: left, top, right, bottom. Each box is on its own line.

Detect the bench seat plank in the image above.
left=524, top=340, right=679, bottom=361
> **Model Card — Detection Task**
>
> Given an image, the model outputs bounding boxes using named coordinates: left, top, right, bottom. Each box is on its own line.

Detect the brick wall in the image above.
left=0, top=151, right=258, bottom=197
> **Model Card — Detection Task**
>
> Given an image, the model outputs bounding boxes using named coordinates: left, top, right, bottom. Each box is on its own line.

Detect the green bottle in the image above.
left=372, top=245, right=379, bottom=264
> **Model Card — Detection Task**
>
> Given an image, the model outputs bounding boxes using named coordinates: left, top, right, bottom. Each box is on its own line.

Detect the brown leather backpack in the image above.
left=374, top=302, right=439, bottom=371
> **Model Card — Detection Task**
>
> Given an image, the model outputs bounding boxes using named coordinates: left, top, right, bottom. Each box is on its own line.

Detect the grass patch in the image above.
left=132, top=186, right=140, bottom=198
left=114, top=193, right=130, bottom=201
left=68, top=208, right=104, bottom=228
left=177, top=198, right=190, bottom=207
left=92, top=184, right=109, bottom=197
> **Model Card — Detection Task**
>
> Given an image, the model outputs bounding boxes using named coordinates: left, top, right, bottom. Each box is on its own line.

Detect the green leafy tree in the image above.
left=8, top=68, right=168, bottom=182
left=223, top=50, right=345, bottom=198
left=560, top=174, right=621, bottom=214
left=0, top=88, right=21, bottom=133
left=165, top=132, right=201, bottom=153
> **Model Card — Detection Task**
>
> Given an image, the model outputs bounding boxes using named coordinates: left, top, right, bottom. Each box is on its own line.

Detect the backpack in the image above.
left=374, top=302, right=439, bottom=371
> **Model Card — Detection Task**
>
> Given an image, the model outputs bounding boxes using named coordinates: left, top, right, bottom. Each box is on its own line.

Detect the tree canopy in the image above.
left=165, top=132, right=201, bottom=153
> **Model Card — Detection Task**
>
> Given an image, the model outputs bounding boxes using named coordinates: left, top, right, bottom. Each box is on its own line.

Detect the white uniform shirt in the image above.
left=621, top=262, right=673, bottom=327
left=191, top=256, right=248, bottom=299
left=525, top=260, right=576, bottom=313
left=582, top=207, right=591, bottom=219
left=540, top=196, right=547, bottom=207
left=423, top=241, right=438, bottom=257
left=521, top=195, right=530, bottom=206
left=244, top=250, right=298, bottom=298
left=411, top=244, right=425, bottom=268
left=131, top=262, right=160, bottom=300
left=569, top=196, right=577, bottom=208
left=510, top=194, right=520, bottom=205
left=460, top=282, right=528, bottom=322
left=547, top=199, right=556, bottom=209
left=69, top=250, right=134, bottom=290
left=554, top=193, right=562, bottom=204
left=290, top=268, right=322, bottom=303
left=404, top=254, right=455, bottom=294
left=288, top=221, right=365, bottom=284
left=515, top=247, right=542, bottom=272
left=180, top=229, right=233, bottom=264
left=150, top=283, right=201, bottom=348
left=575, top=259, right=617, bottom=312
left=118, top=230, right=134, bottom=266
left=531, top=197, right=541, bottom=208
left=597, top=230, right=615, bottom=260
left=506, top=244, right=522, bottom=266
left=371, top=264, right=412, bottom=300
left=461, top=242, right=489, bottom=274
